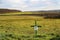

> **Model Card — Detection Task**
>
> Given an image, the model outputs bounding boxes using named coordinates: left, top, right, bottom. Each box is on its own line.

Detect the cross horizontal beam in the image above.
left=31, top=25, right=42, bottom=27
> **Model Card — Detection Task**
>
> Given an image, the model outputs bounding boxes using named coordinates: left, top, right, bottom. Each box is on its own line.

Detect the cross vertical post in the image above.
left=34, top=20, right=38, bottom=37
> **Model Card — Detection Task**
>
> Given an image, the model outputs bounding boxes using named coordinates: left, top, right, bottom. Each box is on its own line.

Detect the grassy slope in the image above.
left=0, top=12, right=60, bottom=40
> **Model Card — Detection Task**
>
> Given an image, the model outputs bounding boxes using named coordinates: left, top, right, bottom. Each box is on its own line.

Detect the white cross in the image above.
left=34, top=26, right=38, bottom=30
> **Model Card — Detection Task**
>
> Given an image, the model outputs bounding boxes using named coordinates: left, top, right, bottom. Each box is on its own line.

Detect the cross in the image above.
left=31, top=20, right=42, bottom=37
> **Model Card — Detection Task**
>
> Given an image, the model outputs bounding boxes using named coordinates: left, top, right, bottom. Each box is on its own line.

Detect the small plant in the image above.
left=51, top=33, right=55, bottom=36
left=21, top=35, right=30, bottom=38
left=33, top=35, right=46, bottom=38
left=50, top=35, right=60, bottom=40
left=17, top=38, right=21, bottom=40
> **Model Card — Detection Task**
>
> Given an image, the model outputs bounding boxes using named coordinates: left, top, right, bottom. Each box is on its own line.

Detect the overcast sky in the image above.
left=0, top=0, right=60, bottom=11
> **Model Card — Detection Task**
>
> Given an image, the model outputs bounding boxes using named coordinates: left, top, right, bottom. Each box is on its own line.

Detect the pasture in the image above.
left=0, top=15, right=60, bottom=40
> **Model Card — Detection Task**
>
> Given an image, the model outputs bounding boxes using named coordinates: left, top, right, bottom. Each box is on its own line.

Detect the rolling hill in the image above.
left=0, top=9, right=21, bottom=14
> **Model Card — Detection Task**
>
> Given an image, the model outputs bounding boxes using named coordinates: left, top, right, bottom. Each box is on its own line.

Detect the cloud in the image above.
left=0, top=0, right=60, bottom=11
left=0, top=0, right=29, bottom=10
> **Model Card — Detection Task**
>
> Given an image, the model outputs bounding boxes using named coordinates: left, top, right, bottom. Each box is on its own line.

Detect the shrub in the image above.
left=50, top=35, right=60, bottom=40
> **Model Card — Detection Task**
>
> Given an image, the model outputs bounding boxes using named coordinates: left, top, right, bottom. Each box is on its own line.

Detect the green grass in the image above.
left=0, top=12, right=32, bottom=15
left=0, top=13, right=60, bottom=40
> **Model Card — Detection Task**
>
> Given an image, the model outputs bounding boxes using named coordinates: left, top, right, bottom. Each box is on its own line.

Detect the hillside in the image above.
left=31, top=10, right=60, bottom=19
left=0, top=9, right=21, bottom=14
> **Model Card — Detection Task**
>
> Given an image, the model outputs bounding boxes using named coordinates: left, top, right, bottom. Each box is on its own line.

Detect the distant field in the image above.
left=0, top=12, right=32, bottom=15
left=0, top=13, right=60, bottom=40
left=0, top=12, right=60, bottom=19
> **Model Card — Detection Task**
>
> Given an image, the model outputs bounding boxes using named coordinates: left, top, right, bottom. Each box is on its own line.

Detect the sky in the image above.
left=0, top=0, right=60, bottom=11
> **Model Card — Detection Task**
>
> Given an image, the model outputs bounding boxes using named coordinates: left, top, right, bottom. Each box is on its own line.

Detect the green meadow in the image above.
left=0, top=12, right=60, bottom=40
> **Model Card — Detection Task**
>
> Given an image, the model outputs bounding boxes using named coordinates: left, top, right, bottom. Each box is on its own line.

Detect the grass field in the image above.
left=0, top=13, right=60, bottom=40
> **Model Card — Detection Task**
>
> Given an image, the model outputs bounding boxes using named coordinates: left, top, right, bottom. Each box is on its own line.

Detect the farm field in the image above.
left=0, top=14, right=60, bottom=40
